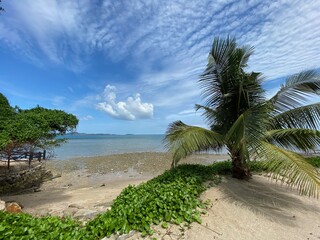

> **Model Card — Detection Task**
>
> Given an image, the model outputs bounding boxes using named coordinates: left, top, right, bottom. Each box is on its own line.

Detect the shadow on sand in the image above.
left=218, top=175, right=320, bottom=226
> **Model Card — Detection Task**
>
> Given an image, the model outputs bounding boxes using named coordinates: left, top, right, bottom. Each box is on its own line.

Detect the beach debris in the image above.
left=5, top=201, right=23, bottom=213
left=100, top=183, right=105, bottom=187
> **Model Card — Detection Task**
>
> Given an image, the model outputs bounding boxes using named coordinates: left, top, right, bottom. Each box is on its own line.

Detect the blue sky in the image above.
left=1, top=0, right=320, bottom=134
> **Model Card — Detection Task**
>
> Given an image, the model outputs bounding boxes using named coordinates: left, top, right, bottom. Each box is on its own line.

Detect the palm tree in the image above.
left=165, top=37, right=320, bottom=196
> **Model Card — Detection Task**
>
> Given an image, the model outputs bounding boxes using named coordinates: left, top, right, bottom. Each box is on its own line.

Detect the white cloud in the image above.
left=136, top=61, right=203, bottom=110
left=2, top=0, right=320, bottom=128
left=96, top=85, right=153, bottom=120
left=81, top=115, right=94, bottom=121
left=166, top=108, right=198, bottom=120
left=178, top=109, right=196, bottom=115
left=3, top=0, right=320, bottom=77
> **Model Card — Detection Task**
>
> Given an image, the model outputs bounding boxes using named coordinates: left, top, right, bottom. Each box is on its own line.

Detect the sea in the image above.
left=53, top=134, right=166, bottom=160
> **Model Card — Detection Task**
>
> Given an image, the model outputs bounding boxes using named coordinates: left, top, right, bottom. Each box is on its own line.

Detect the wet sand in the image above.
left=2, top=152, right=228, bottom=217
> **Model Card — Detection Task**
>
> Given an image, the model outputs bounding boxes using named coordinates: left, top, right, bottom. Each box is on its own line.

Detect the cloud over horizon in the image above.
left=96, top=85, right=153, bottom=121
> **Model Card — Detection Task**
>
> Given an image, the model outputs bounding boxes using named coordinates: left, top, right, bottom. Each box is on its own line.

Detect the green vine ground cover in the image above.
left=1, top=157, right=319, bottom=240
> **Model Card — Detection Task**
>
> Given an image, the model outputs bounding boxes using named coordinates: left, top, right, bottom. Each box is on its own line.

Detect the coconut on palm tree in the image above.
left=165, top=37, right=320, bottom=196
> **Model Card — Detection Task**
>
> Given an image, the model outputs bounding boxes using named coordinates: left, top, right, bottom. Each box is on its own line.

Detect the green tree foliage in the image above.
left=0, top=93, right=15, bottom=121
left=0, top=94, right=78, bottom=168
left=165, top=37, right=320, bottom=196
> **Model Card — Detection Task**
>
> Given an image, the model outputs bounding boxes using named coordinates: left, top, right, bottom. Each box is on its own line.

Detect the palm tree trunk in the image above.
left=231, top=153, right=251, bottom=179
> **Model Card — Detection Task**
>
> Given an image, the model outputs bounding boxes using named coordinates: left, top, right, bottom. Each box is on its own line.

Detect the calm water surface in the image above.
left=53, top=134, right=165, bottom=160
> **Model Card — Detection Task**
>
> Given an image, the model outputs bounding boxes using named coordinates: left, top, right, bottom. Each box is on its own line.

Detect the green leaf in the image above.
left=161, top=222, right=169, bottom=229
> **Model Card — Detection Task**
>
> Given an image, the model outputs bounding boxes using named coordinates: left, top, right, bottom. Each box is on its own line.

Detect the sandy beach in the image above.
left=1, top=152, right=320, bottom=239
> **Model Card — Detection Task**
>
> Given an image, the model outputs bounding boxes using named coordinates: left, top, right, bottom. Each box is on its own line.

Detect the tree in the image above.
left=0, top=93, right=15, bottom=121
left=165, top=37, right=320, bottom=196
left=0, top=94, right=78, bottom=168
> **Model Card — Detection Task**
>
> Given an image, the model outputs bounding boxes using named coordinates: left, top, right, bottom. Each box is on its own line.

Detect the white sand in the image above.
left=184, top=175, right=320, bottom=240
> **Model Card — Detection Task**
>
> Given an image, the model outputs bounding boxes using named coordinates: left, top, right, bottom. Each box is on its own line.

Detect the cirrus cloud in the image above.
left=96, top=85, right=153, bottom=120
left=81, top=115, right=94, bottom=121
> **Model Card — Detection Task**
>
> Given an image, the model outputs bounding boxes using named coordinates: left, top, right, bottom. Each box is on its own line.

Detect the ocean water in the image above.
left=53, top=134, right=166, bottom=160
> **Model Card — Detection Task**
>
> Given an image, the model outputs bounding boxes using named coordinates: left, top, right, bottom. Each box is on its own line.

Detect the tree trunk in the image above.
left=7, top=156, right=10, bottom=169
left=231, top=153, right=251, bottom=179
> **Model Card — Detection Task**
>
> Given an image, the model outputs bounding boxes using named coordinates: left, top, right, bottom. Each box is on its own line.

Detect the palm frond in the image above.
left=269, top=70, right=320, bottom=113
left=259, top=142, right=320, bottom=197
left=209, top=36, right=237, bottom=73
left=225, top=103, right=269, bottom=159
left=199, top=37, right=263, bottom=136
left=270, top=103, right=320, bottom=129
left=195, top=104, right=217, bottom=128
left=243, top=72, right=266, bottom=104
left=266, top=128, right=320, bottom=152
left=199, top=36, right=238, bottom=109
left=237, top=45, right=254, bottom=68
left=164, top=121, right=223, bottom=167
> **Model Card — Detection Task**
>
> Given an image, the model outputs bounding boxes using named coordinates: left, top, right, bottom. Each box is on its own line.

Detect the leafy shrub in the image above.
left=209, top=160, right=232, bottom=174
left=208, top=159, right=267, bottom=174
left=0, top=211, right=89, bottom=240
left=0, top=164, right=221, bottom=239
left=86, top=164, right=220, bottom=237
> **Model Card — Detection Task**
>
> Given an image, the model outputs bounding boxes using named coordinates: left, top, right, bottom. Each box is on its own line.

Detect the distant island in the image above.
left=65, top=132, right=117, bottom=136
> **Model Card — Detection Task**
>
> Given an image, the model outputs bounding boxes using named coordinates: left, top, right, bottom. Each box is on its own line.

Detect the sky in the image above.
left=1, top=0, right=320, bottom=134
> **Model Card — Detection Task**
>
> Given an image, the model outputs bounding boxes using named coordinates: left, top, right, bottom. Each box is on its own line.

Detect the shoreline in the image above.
left=1, top=152, right=320, bottom=239
left=46, top=152, right=229, bottom=175
left=2, top=152, right=229, bottom=218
